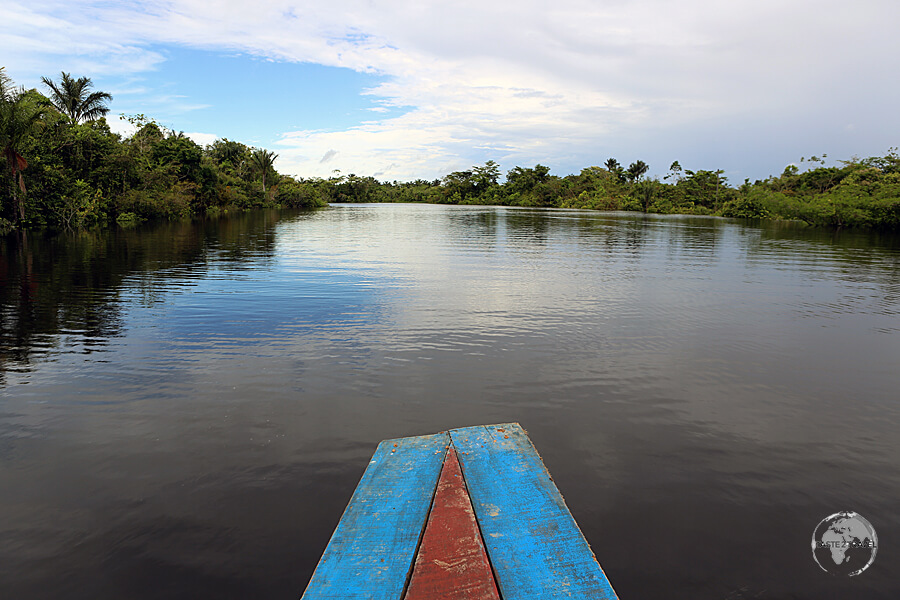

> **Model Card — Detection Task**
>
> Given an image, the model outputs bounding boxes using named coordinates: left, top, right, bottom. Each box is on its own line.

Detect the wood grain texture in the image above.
left=450, top=423, right=618, bottom=600
left=301, top=432, right=450, bottom=600
left=403, top=447, right=500, bottom=600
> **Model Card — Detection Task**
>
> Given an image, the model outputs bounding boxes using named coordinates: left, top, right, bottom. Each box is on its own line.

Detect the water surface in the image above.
left=2, top=205, right=898, bottom=599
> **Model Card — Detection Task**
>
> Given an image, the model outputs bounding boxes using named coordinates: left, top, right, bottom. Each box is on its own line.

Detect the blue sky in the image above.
left=108, top=47, right=404, bottom=146
left=3, top=0, right=899, bottom=183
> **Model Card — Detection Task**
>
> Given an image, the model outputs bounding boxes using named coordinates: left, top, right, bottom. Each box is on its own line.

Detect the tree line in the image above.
left=1, top=68, right=327, bottom=230
left=3, top=67, right=899, bottom=230
left=323, top=152, right=900, bottom=229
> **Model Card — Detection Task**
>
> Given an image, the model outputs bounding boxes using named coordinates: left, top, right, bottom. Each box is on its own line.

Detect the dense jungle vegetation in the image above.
left=322, top=153, right=900, bottom=230
left=3, top=68, right=899, bottom=230
left=0, top=68, right=328, bottom=231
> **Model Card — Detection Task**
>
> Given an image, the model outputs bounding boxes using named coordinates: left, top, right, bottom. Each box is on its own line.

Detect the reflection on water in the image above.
left=0, top=211, right=283, bottom=380
left=1, top=205, right=899, bottom=599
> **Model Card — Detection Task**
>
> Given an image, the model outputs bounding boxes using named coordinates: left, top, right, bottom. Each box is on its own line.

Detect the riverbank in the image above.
left=1, top=68, right=326, bottom=231
left=3, top=68, right=897, bottom=230
left=312, top=153, right=900, bottom=230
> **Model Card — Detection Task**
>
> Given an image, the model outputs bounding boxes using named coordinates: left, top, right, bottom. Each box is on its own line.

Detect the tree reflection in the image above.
left=0, top=210, right=286, bottom=380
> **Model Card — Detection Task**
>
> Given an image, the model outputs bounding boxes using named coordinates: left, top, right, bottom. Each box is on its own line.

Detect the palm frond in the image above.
left=0, top=67, right=13, bottom=101
left=41, top=72, right=112, bottom=123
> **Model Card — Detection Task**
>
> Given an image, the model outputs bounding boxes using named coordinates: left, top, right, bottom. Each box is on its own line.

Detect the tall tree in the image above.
left=207, top=138, right=250, bottom=176
left=665, top=160, right=683, bottom=182
left=250, top=148, right=278, bottom=193
left=626, top=160, right=649, bottom=183
left=472, top=160, right=501, bottom=195
left=40, top=72, right=112, bottom=123
left=0, top=67, right=11, bottom=100
left=604, top=158, right=626, bottom=183
left=1, top=70, right=48, bottom=221
left=442, top=169, right=475, bottom=202
left=0, top=95, right=45, bottom=220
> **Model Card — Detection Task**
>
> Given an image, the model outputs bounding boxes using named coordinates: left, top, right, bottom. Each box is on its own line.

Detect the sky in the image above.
left=3, top=0, right=899, bottom=183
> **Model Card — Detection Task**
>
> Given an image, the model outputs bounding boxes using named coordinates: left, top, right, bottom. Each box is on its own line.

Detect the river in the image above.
left=1, top=204, right=898, bottom=599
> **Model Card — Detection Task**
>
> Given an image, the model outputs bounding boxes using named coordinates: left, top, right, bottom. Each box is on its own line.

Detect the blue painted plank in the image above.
left=301, top=432, right=450, bottom=600
left=450, top=423, right=618, bottom=600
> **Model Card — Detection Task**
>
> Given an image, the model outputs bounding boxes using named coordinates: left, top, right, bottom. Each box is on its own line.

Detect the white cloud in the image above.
left=185, top=132, right=218, bottom=146
left=105, top=114, right=136, bottom=138
left=4, top=0, right=900, bottom=180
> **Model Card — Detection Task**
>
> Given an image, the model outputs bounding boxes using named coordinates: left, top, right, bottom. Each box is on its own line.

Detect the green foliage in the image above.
left=117, top=184, right=194, bottom=220
left=249, top=148, right=278, bottom=193
left=3, top=68, right=899, bottom=231
left=273, top=179, right=329, bottom=208
left=55, top=179, right=106, bottom=229
left=1, top=83, right=50, bottom=222
left=41, top=72, right=112, bottom=124
left=630, top=179, right=663, bottom=212
left=722, top=188, right=773, bottom=220
left=442, top=169, right=476, bottom=202
left=115, top=211, right=142, bottom=227
left=1, top=68, right=310, bottom=229
left=472, top=160, right=501, bottom=195
left=152, top=133, right=204, bottom=188
left=504, top=164, right=559, bottom=207
left=626, top=160, right=649, bottom=183
left=664, top=161, right=683, bottom=182
left=292, top=152, right=900, bottom=229
left=207, top=138, right=250, bottom=176
left=677, top=169, right=726, bottom=210
left=604, top=158, right=626, bottom=183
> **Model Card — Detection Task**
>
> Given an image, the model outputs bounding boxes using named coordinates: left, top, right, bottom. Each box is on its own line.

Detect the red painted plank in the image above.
left=403, top=446, right=500, bottom=600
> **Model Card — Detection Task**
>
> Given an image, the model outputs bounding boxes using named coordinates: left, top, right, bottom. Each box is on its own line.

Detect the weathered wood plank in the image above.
left=301, top=432, right=450, bottom=600
left=450, top=423, right=618, bottom=600
left=403, top=446, right=500, bottom=600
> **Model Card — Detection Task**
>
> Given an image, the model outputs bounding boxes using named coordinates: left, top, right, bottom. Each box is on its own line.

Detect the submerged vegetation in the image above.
left=2, top=67, right=899, bottom=231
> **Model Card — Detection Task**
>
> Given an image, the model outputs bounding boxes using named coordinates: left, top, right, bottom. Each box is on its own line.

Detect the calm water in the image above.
left=2, top=204, right=899, bottom=599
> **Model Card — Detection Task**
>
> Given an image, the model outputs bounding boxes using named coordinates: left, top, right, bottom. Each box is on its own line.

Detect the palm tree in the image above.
left=604, top=158, right=626, bottom=183
left=250, top=148, right=278, bottom=193
left=1, top=69, right=48, bottom=221
left=0, top=67, right=11, bottom=100
left=40, top=72, right=112, bottom=123
left=626, top=160, right=649, bottom=183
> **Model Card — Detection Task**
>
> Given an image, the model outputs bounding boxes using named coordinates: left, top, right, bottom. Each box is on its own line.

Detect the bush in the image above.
left=56, top=180, right=107, bottom=229
left=722, top=189, right=773, bottom=219
left=116, top=183, right=194, bottom=220
left=115, top=212, right=142, bottom=227
left=274, top=180, right=329, bottom=208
